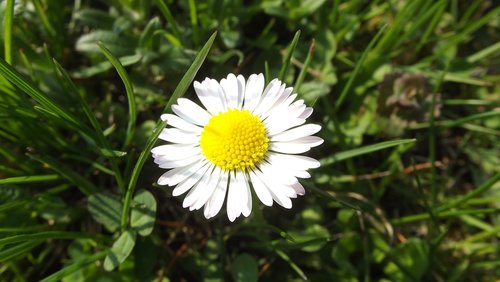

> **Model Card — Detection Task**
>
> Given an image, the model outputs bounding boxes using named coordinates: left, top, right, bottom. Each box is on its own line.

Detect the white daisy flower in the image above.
left=151, top=73, right=323, bottom=221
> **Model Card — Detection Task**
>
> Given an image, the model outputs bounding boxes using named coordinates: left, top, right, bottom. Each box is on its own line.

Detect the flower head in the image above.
left=151, top=73, right=323, bottom=221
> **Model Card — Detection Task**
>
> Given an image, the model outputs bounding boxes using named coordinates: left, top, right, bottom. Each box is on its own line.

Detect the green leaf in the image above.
left=231, top=253, right=258, bottom=282
left=97, top=41, right=137, bottom=148
left=320, top=139, right=416, bottom=166
left=0, top=240, right=43, bottom=262
left=384, top=239, right=429, bottom=281
left=279, top=30, right=301, bottom=81
left=0, top=174, right=60, bottom=184
left=76, top=30, right=135, bottom=56
left=88, top=193, right=123, bottom=232
left=40, top=251, right=107, bottom=282
left=3, top=0, right=14, bottom=64
left=98, top=148, right=127, bottom=158
left=103, top=230, right=137, bottom=271
left=0, top=232, right=92, bottom=248
left=120, top=31, right=217, bottom=231
left=130, top=190, right=157, bottom=236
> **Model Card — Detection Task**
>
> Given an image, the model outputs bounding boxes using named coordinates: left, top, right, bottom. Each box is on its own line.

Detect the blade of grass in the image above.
left=0, top=240, right=43, bottom=263
left=27, top=154, right=97, bottom=196
left=320, top=139, right=416, bottom=166
left=0, top=58, right=95, bottom=140
left=40, top=251, right=107, bottom=282
left=120, top=31, right=217, bottom=231
left=53, top=59, right=125, bottom=193
left=97, top=42, right=137, bottom=149
left=334, top=25, right=386, bottom=111
left=3, top=0, right=14, bottom=64
left=0, top=231, right=95, bottom=247
left=436, top=173, right=500, bottom=212
left=0, top=174, right=60, bottom=185
left=154, top=0, right=183, bottom=46
left=279, top=30, right=301, bottom=81
left=275, top=249, right=308, bottom=280
left=294, top=39, right=315, bottom=92
left=188, top=0, right=199, bottom=47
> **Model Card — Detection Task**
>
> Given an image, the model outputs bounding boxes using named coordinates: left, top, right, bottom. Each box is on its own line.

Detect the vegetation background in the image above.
left=0, top=0, right=499, bottom=281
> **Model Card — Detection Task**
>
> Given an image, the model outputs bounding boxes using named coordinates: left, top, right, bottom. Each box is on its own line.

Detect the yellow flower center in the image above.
left=200, top=109, right=269, bottom=171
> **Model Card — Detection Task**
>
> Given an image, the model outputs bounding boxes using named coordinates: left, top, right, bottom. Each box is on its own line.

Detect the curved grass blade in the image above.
left=154, top=0, right=183, bottom=46
left=120, top=31, right=217, bottom=230
left=0, top=174, right=60, bottom=185
left=0, top=231, right=94, bottom=247
left=97, top=42, right=137, bottom=149
left=0, top=241, right=43, bottom=263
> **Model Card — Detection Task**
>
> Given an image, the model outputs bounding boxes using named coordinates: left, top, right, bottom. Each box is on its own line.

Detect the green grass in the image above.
left=1, top=0, right=499, bottom=281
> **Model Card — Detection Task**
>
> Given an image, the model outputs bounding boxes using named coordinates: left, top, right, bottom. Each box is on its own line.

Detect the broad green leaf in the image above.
left=103, top=230, right=137, bottom=271
left=120, top=31, right=217, bottom=230
left=130, top=190, right=157, bottom=236
left=384, top=239, right=429, bottom=282
left=320, top=139, right=416, bottom=166
left=88, top=193, right=122, bottom=232
left=231, top=253, right=258, bottom=282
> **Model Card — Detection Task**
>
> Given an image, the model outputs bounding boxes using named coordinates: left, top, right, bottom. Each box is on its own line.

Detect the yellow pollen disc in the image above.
left=200, top=109, right=269, bottom=171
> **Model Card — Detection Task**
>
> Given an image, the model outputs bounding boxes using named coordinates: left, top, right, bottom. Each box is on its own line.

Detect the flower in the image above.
left=151, top=73, right=323, bottom=221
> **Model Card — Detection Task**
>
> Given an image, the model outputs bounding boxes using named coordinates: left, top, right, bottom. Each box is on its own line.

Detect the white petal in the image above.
left=194, top=80, right=222, bottom=115
left=172, top=162, right=212, bottom=196
left=236, top=75, right=245, bottom=109
left=266, top=117, right=305, bottom=136
left=172, top=98, right=211, bottom=126
left=161, top=114, right=202, bottom=133
left=292, top=170, right=311, bottom=178
left=158, top=154, right=202, bottom=169
left=270, top=124, right=322, bottom=142
left=254, top=79, right=283, bottom=117
left=243, top=73, right=265, bottom=112
left=151, top=144, right=200, bottom=160
left=227, top=171, right=247, bottom=221
left=259, top=163, right=297, bottom=197
left=270, top=142, right=313, bottom=154
left=159, top=128, right=200, bottom=144
left=182, top=166, right=214, bottom=208
left=241, top=172, right=252, bottom=217
left=192, top=167, right=223, bottom=210
left=298, top=107, right=313, bottom=119
left=260, top=87, right=293, bottom=119
left=266, top=152, right=320, bottom=171
left=254, top=169, right=292, bottom=208
left=157, top=159, right=207, bottom=186
left=291, top=181, right=305, bottom=195
left=204, top=170, right=229, bottom=219
left=220, top=74, right=239, bottom=109
left=249, top=170, right=273, bottom=206
left=203, top=171, right=229, bottom=219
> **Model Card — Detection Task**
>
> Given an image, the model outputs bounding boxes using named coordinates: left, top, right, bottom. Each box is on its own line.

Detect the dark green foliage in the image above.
left=1, top=0, right=499, bottom=281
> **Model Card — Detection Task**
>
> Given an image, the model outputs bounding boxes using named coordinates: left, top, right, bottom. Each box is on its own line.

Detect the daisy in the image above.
left=151, top=73, right=323, bottom=221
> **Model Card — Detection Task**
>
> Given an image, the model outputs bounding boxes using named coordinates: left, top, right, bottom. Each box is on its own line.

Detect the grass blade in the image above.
left=334, top=25, right=386, bottom=111
left=0, top=241, right=43, bottom=263
left=40, top=251, right=107, bottom=282
left=154, top=0, right=183, bottom=46
left=120, top=31, right=217, bottom=230
left=3, top=0, right=14, bottom=64
left=97, top=42, right=137, bottom=149
left=0, top=232, right=94, bottom=247
left=320, top=139, right=416, bottom=166
left=0, top=174, right=60, bottom=185
left=294, top=39, right=315, bottom=92
left=279, top=30, right=301, bottom=81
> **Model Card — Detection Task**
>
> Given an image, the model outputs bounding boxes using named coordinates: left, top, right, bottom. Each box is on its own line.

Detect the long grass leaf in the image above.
left=320, top=139, right=416, bottom=166
left=120, top=31, right=217, bottom=230
left=97, top=42, right=137, bottom=149
left=40, top=251, right=107, bottom=282
left=279, top=30, right=301, bottom=81
left=3, top=0, right=14, bottom=64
